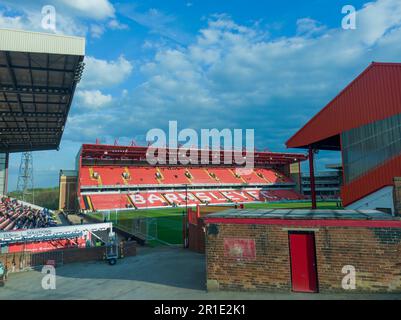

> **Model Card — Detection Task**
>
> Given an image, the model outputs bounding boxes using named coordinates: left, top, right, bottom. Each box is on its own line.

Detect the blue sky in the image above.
left=2, top=0, right=401, bottom=190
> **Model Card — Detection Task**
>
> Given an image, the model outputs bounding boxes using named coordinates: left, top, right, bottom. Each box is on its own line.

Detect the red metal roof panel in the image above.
left=286, top=62, right=401, bottom=149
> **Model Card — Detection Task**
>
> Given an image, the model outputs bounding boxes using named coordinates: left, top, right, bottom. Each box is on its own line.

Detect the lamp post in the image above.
left=185, top=184, right=188, bottom=213
left=184, top=184, right=189, bottom=249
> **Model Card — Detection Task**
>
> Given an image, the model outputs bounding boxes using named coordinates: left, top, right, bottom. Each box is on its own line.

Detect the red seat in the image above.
left=129, top=167, right=158, bottom=185
left=90, top=193, right=130, bottom=210
left=158, top=167, right=191, bottom=184
left=94, top=167, right=124, bottom=185
left=208, top=168, right=243, bottom=184
left=188, top=168, right=217, bottom=184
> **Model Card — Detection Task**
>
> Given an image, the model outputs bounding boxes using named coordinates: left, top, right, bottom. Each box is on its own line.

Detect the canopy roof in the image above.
left=79, top=143, right=307, bottom=167
left=0, top=29, right=85, bottom=152
left=286, top=62, right=401, bottom=151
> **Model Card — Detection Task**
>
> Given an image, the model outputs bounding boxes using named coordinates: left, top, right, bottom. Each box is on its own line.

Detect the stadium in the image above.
left=74, top=143, right=307, bottom=211
left=1, top=3, right=401, bottom=300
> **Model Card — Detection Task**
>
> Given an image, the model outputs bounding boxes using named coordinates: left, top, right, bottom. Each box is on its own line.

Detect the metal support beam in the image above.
left=0, top=64, right=75, bottom=73
left=0, top=127, right=62, bottom=133
left=0, top=100, right=67, bottom=105
left=309, top=146, right=317, bottom=210
left=4, top=51, right=32, bottom=145
left=0, top=86, right=71, bottom=95
left=0, top=111, right=64, bottom=118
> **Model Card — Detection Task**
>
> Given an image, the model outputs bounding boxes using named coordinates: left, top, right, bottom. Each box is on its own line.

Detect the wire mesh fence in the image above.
left=96, top=210, right=184, bottom=246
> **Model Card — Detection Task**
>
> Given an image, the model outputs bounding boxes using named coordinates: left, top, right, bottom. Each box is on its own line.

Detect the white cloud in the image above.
left=57, top=0, right=115, bottom=20
left=70, top=0, right=401, bottom=152
left=0, top=1, right=123, bottom=38
left=80, top=55, right=134, bottom=89
left=296, top=18, right=326, bottom=37
left=0, top=11, right=25, bottom=29
left=90, top=24, right=105, bottom=38
left=76, top=90, right=113, bottom=109
left=135, top=0, right=401, bottom=113
left=120, top=5, right=191, bottom=44
left=108, top=19, right=128, bottom=30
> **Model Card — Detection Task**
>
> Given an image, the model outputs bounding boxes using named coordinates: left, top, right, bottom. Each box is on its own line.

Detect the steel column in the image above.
left=308, top=146, right=317, bottom=209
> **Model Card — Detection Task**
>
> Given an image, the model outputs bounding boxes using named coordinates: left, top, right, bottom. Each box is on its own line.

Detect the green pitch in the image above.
left=89, top=201, right=341, bottom=246
left=89, top=208, right=186, bottom=245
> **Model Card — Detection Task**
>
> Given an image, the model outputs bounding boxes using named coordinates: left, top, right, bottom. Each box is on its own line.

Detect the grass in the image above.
left=89, top=201, right=342, bottom=246
left=8, top=187, right=59, bottom=210
left=89, top=208, right=185, bottom=246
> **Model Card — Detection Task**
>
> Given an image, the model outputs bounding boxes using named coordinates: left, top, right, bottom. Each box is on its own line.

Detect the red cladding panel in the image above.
left=342, top=153, right=401, bottom=206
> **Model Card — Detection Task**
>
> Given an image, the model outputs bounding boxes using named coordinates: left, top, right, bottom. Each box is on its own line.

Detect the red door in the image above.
left=289, top=232, right=318, bottom=293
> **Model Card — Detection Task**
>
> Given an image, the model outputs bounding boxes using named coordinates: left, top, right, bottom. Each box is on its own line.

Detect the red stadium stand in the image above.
left=240, top=170, right=267, bottom=184
left=89, top=193, right=131, bottom=210
left=81, top=188, right=305, bottom=211
left=93, top=167, right=124, bottom=186
left=187, top=168, right=218, bottom=184
left=257, top=168, right=293, bottom=184
left=207, top=168, right=243, bottom=184
left=129, top=167, right=159, bottom=185
left=157, top=167, right=192, bottom=184
left=80, top=167, right=100, bottom=186
left=77, top=144, right=307, bottom=212
left=79, top=166, right=294, bottom=187
left=0, top=197, right=55, bottom=231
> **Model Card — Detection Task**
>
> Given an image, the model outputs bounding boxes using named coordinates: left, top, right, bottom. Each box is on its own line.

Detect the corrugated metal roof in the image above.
left=0, top=29, right=85, bottom=152
left=286, top=62, right=401, bottom=149
left=0, top=29, right=85, bottom=56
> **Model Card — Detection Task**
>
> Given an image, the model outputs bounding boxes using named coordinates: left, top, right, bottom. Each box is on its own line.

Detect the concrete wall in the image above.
left=205, top=223, right=401, bottom=293
left=59, top=174, right=78, bottom=212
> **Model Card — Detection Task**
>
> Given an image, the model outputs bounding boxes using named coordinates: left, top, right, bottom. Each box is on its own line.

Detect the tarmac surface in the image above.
left=0, top=246, right=400, bottom=300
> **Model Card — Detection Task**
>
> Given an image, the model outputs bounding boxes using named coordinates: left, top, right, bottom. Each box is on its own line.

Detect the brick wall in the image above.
left=187, top=205, right=236, bottom=254
left=206, top=223, right=401, bottom=293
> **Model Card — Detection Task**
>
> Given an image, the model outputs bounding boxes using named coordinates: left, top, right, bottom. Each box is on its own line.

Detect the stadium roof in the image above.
left=0, top=29, right=85, bottom=153
left=79, top=143, right=307, bottom=166
left=286, top=62, right=401, bottom=151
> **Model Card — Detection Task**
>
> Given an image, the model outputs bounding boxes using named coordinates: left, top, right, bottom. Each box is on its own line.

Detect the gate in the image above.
left=30, top=250, right=64, bottom=268
left=0, top=250, right=64, bottom=273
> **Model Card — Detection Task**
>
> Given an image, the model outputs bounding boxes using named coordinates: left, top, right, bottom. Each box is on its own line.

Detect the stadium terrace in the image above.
left=66, top=143, right=307, bottom=212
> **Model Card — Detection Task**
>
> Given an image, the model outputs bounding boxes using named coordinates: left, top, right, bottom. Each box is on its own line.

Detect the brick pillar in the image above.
left=393, top=177, right=401, bottom=216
